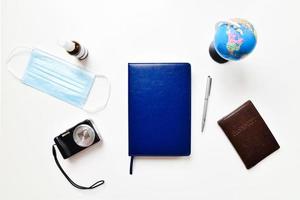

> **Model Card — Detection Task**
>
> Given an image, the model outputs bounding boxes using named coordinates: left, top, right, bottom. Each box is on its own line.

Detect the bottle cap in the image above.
left=58, top=40, right=75, bottom=52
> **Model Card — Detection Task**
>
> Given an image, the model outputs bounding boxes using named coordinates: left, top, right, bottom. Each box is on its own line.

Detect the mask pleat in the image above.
left=30, top=63, right=84, bottom=93
left=34, top=58, right=87, bottom=87
left=22, top=49, right=95, bottom=107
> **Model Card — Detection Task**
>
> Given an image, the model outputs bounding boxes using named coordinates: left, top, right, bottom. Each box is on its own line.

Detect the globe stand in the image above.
left=209, top=42, right=228, bottom=64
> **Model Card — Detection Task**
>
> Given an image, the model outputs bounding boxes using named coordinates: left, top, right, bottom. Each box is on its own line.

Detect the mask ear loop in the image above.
left=6, top=46, right=33, bottom=80
left=83, top=74, right=111, bottom=113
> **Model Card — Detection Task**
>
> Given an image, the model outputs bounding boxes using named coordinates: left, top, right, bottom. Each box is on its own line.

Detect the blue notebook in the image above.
left=128, top=63, right=191, bottom=174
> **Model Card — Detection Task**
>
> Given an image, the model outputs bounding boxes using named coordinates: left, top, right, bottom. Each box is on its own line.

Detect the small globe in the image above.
left=211, top=18, right=257, bottom=62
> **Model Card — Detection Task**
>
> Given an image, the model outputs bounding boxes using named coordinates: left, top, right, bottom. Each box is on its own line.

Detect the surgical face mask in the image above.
left=6, top=47, right=110, bottom=113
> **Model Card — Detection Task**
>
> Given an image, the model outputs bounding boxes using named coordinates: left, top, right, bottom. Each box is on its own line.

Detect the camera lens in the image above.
left=73, top=124, right=95, bottom=147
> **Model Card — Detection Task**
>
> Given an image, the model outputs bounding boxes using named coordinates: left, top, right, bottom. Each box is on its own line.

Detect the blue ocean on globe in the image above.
left=213, top=19, right=257, bottom=61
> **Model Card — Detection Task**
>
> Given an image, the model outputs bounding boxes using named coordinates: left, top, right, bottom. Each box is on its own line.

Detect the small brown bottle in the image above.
left=59, top=40, right=88, bottom=60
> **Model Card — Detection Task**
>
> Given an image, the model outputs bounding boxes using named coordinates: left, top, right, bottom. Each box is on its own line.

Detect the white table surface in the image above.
left=1, top=0, right=300, bottom=199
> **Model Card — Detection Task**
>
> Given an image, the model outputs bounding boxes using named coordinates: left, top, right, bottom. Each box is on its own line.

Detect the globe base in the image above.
left=209, top=43, right=228, bottom=64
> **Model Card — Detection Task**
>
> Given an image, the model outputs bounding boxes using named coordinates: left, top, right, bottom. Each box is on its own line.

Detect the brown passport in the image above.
left=218, top=100, right=280, bottom=169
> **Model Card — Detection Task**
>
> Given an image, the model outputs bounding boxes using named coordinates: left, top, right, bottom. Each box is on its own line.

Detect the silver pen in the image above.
left=201, top=76, right=212, bottom=132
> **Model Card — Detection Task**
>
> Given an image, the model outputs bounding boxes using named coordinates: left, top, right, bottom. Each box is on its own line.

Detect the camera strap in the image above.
left=52, top=144, right=104, bottom=190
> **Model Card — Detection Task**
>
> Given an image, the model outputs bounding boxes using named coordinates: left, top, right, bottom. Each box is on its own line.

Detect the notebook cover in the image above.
left=128, top=63, right=191, bottom=156
left=218, top=100, right=280, bottom=169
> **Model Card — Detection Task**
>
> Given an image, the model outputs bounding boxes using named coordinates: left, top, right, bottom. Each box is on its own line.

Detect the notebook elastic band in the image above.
left=129, top=156, right=134, bottom=175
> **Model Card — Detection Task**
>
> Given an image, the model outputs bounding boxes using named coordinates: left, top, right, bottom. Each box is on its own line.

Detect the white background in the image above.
left=1, top=0, right=300, bottom=199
